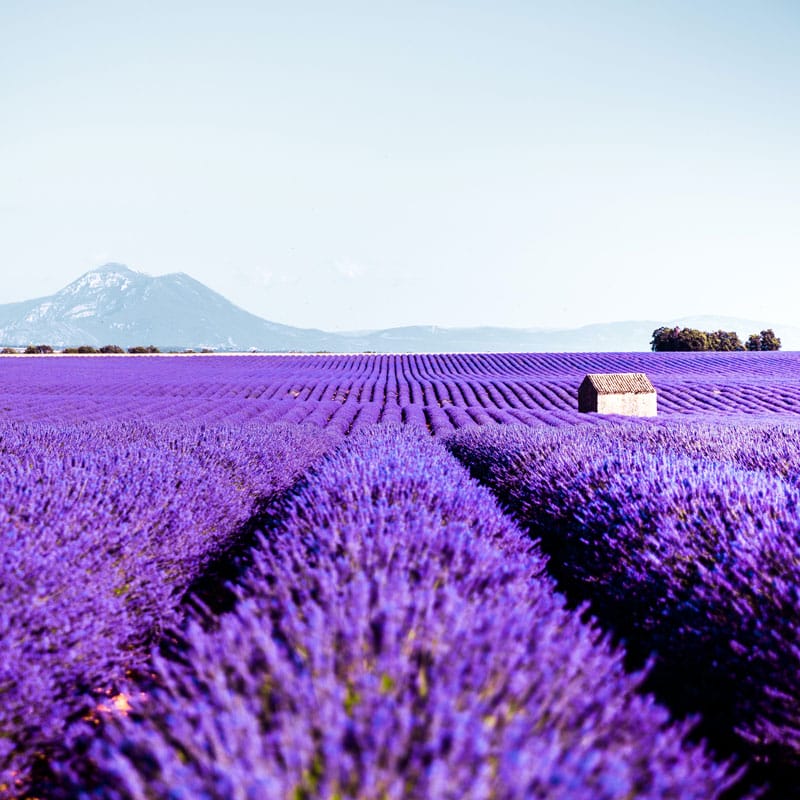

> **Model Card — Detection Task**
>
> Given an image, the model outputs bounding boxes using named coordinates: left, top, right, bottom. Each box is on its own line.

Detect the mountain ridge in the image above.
left=1, top=264, right=797, bottom=352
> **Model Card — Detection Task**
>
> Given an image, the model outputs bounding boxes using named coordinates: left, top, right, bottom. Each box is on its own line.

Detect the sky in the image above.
left=1, top=1, right=799, bottom=332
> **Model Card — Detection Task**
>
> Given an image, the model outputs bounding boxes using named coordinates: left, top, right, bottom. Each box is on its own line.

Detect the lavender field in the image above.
left=4, top=352, right=800, bottom=799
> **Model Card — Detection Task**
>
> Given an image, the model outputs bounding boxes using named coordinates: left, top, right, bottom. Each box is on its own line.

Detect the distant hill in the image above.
left=0, top=264, right=796, bottom=352
left=339, top=320, right=669, bottom=353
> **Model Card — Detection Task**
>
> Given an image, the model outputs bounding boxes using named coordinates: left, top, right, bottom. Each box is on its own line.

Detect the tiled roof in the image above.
left=582, top=373, right=655, bottom=395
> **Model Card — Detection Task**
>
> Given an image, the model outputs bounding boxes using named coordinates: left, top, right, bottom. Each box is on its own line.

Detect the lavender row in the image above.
left=446, top=421, right=800, bottom=795
left=0, top=421, right=338, bottom=798
left=588, top=417, right=800, bottom=478
left=55, top=425, right=740, bottom=799
left=3, top=352, right=800, bottom=428
left=0, top=393, right=585, bottom=433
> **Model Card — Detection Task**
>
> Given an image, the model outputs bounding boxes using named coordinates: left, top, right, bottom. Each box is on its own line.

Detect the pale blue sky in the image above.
left=2, top=1, right=799, bottom=331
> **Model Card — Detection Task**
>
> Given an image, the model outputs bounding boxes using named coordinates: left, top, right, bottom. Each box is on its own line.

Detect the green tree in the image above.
left=759, top=328, right=781, bottom=351
left=127, top=345, right=161, bottom=354
left=64, top=345, right=99, bottom=354
left=652, top=327, right=712, bottom=352
left=680, top=328, right=711, bottom=351
left=747, top=329, right=781, bottom=351
left=707, top=330, right=744, bottom=351
left=650, top=327, right=674, bottom=351
left=653, top=326, right=755, bottom=352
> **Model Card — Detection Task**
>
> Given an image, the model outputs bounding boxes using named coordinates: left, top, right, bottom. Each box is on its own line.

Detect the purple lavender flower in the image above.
left=53, top=426, right=739, bottom=799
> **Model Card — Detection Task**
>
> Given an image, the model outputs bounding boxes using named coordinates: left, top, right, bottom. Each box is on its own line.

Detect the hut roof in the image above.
left=581, top=373, right=655, bottom=395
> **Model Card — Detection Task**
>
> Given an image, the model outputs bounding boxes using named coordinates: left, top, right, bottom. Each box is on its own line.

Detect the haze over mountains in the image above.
left=0, top=264, right=796, bottom=352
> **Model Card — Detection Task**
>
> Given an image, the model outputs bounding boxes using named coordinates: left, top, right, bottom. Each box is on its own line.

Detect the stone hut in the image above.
left=578, top=373, right=657, bottom=416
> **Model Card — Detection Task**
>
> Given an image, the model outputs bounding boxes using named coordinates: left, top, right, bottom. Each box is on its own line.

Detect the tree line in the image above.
left=1, top=345, right=162, bottom=354
left=651, top=327, right=781, bottom=352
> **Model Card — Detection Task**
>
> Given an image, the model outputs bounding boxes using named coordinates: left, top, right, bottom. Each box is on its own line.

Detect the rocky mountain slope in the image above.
left=0, top=264, right=337, bottom=351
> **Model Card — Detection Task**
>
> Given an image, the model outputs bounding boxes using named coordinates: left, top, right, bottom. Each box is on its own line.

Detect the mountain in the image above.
left=0, top=264, right=340, bottom=352
left=0, top=264, right=797, bottom=352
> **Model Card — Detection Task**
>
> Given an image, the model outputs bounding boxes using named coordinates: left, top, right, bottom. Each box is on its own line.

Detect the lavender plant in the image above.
left=4, top=351, right=800, bottom=796
left=54, top=426, right=740, bottom=799
left=446, top=421, right=800, bottom=794
left=4, top=351, right=800, bottom=431
left=0, top=421, right=339, bottom=797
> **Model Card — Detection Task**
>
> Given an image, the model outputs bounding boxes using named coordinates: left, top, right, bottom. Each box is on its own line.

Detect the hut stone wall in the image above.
left=578, top=373, right=657, bottom=417
left=595, top=391, right=657, bottom=416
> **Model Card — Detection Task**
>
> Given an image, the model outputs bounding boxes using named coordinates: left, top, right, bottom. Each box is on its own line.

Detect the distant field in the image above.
left=2, top=350, right=799, bottom=428
left=4, top=352, right=800, bottom=799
